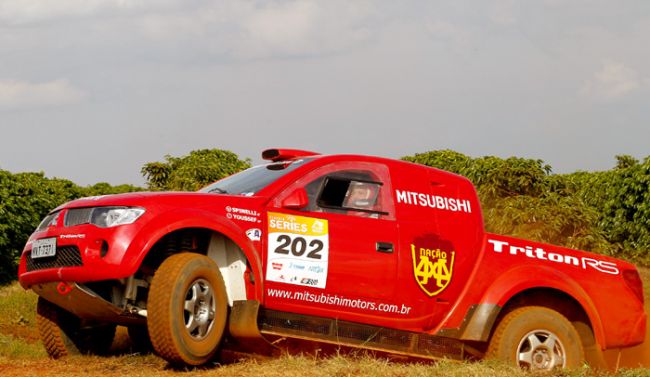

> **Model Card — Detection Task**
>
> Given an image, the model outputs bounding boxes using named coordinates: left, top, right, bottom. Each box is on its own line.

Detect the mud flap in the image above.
left=574, top=321, right=608, bottom=369
left=228, top=300, right=280, bottom=356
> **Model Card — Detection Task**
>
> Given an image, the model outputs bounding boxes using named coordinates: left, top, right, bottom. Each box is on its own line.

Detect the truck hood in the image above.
left=53, top=192, right=268, bottom=213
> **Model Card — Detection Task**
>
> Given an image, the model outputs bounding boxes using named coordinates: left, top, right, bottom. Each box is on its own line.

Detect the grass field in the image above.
left=1, top=272, right=649, bottom=377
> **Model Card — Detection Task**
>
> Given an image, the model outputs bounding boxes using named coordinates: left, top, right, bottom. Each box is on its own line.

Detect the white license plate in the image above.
left=31, top=237, right=57, bottom=259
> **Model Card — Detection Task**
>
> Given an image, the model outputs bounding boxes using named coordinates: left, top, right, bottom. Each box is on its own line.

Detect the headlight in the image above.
left=62, top=206, right=146, bottom=228
left=36, top=211, right=61, bottom=231
left=90, top=207, right=145, bottom=228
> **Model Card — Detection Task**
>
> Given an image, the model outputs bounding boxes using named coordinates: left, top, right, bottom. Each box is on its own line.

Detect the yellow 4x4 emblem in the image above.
left=411, top=244, right=455, bottom=297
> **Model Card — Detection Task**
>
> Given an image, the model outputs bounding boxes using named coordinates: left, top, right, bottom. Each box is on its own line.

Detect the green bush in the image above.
left=0, top=148, right=246, bottom=284
left=0, top=170, right=143, bottom=285
left=402, top=150, right=551, bottom=205
left=141, top=149, right=251, bottom=191
left=403, top=150, right=649, bottom=264
left=567, top=156, right=650, bottom=264
left=1, top=148, right=648, bottom=286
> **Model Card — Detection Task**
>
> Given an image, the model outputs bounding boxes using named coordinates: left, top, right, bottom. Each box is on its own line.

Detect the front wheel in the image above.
left=487, top=306, right=584, bottom=370
left=147, top=253, right=228, bottom=366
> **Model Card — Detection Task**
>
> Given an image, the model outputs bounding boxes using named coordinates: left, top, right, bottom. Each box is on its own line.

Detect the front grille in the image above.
left=26, top=246, right=83, bottom=272
left=64, top=208, right=93, bottom=227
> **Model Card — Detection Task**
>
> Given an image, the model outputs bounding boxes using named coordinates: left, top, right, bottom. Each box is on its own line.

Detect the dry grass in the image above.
left=0, top=354, right=630, bottom=377
left=1, top=269, right=650, bottom=377
left=0, top=283, right=44, bottom=360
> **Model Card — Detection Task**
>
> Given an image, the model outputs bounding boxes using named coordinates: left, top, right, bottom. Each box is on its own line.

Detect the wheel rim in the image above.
left=183, top=278, right=216, bottom=340
left=517, top=329, right=566, bottom=370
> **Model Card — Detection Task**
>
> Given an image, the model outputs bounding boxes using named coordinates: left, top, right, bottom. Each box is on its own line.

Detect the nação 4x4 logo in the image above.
left=411, top=244, right=455, bottom=297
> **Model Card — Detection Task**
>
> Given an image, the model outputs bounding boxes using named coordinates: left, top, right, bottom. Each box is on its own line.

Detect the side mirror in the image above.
left=281, top=188, right=309, bottom=209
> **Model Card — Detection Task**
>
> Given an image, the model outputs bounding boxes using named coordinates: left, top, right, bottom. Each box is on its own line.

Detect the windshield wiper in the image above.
left=208, top=187, right=228, bottom=194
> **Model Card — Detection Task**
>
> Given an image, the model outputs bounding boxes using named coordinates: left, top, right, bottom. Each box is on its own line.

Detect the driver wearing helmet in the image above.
left=344, top=181, right=379, bottom=213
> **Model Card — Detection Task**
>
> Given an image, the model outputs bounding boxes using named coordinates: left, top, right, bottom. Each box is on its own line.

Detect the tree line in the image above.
left=1, top=148, right=647, bottom=284
left=403, top=151, right=649, bottom=264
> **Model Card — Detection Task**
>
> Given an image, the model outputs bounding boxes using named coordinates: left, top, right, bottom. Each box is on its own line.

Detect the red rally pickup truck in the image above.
left=18, top=149, right=646, bottom=370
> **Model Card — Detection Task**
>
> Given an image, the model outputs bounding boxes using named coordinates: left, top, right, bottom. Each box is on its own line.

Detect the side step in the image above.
left=259, top=309, right=467, bottom=360
left=227, top=300, right=467, bottom=361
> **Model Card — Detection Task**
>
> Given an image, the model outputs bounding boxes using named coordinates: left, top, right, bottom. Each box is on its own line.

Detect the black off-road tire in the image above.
left=36, top=297, right=116, bottom=358
left=147, top=253, right=228, bottom=366
left=487, top=306, right=584, bottom=370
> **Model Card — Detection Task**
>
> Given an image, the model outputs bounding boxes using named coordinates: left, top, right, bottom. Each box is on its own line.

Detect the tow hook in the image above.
left=129, top=306, right=148, bottom=318
left=56, top=282, right=73, bottom=295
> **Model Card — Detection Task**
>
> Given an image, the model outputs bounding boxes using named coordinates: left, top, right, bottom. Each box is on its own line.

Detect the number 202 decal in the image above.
left=267, top=212, right=329, bottom=289
left=273, top=235, right=324, bottom=259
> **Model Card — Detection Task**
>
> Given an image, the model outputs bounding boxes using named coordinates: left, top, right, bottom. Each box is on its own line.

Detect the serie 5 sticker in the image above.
left=266, top=212, right=329, bottom=289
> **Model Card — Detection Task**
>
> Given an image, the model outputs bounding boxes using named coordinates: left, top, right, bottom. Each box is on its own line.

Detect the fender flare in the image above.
left=118, top=208, right=265, bottom=301
left=460, top=265, right=605, bottom=346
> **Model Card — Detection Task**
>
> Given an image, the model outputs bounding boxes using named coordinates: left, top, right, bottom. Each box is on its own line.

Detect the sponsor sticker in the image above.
left=225, top=206, right=261, bottom=223
left=246, top=228, right=262, bottom=241
left=59, top=234, right=86, bottom=239
left=411, top=244, right=455, bottom=297
left=395, top=190, right=472, bottom=213
left=266, top=212, right=329, bottom=289
left=488, top=239, right=620, bottom=275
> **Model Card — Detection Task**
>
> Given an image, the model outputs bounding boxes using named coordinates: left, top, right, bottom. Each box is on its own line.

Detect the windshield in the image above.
left=199, top=158, right=312, bottom=195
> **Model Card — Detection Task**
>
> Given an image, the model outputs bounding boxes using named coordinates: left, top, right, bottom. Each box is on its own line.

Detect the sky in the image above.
left=1, top=0, right=649, bottom=186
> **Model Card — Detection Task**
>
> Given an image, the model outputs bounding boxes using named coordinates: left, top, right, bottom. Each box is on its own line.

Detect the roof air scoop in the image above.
left=262, top=149, right=320, bottom=162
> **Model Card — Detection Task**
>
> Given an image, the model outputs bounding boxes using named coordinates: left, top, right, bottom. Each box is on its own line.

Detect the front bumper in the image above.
left=18, top=221, right=144, bottom=288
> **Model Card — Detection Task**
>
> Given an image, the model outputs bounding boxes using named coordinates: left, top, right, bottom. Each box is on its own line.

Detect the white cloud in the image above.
left=488, top=0, right=518, bottom=26
left=0, top=0, right=174, bottom=24
left=243, top=1, right=319, bottom=53
left=426, top=20, right=473, bottom=53
left=0, top=79, right=85, bottom=110
left=137, top=2, right=249, bottom=41
left=581, top=61, right=643, bottom=100
left=0, top=0, right=106, bottom=23
left=1, top=1, right=377, bottom=61
left=136, top=1, right=376, bottom=60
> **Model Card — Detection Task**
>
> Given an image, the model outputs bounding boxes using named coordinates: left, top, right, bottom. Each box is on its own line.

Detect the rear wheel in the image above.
left=147, top=253, right=228, bottom=366
left=36, top=297, right=116, bottom=358
left=487, top=306, right=584, bottom=370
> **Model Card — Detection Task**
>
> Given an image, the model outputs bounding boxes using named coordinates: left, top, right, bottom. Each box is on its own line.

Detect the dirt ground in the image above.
left=0, top=276, right=650, bottom=377
left=8, top=317, right=650, bottom=372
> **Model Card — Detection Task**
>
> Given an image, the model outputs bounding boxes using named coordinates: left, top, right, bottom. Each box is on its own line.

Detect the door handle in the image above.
left=376, top=242, right=394, bottom=253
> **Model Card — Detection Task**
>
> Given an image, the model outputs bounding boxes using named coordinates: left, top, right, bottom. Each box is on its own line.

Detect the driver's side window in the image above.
left=283, top=165, right=393, bottom=219
left=275, top=162, right=395, bottom=219
left=316, top=175, right=385, bottom=216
